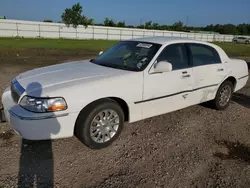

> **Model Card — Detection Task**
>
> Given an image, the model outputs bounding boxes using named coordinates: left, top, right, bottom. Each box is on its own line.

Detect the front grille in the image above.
left=10, top=79, right=25, bottom=103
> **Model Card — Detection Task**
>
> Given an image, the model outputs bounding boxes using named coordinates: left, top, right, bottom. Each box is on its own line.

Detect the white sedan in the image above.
left=1, top=37, right=249, bottom=149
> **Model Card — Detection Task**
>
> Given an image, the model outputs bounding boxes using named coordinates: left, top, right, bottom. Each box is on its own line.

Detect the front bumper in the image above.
left=1, top=87, right=78, bottom=140
left=8, top=108, right=77, bottom=140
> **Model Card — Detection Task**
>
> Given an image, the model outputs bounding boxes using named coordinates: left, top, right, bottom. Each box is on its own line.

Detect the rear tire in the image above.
left=211, top=81, right=233, bottom=110
left=75, top=99, right=124, bottom=149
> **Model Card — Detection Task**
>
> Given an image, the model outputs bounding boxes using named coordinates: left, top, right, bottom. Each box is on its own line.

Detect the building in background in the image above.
left=0, top=16, right=6, bottom=19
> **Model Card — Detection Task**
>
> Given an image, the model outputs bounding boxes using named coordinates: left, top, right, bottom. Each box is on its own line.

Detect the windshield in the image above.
left=92, top=41, right=161, bottom=71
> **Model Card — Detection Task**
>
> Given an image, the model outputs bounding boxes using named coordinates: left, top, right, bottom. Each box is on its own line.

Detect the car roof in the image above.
left=129, top=36, right=198, bottom=45
left=127, top=36, right=230, bottom=63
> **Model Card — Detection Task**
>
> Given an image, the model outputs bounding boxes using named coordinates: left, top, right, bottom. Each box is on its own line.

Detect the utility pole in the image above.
left=186, top=16, right=189, bottom=27
left=140, top=19, right=145, bottom=29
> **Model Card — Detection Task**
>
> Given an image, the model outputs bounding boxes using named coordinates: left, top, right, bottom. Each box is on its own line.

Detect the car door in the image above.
left=141, top=43, right=194, bottom=119
left=187, top=43, right=227, bottom=104
left=239, top=37, right=246, bottom=44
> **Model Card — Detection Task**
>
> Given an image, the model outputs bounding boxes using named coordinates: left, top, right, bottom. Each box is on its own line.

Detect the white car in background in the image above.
left=1, top=37, right=249, bottom=149
left=232, top=36, right=250, bottom=44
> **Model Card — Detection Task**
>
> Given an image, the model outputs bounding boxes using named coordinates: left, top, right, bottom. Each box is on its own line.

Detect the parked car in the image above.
left=232, top=36, right=250, bottom=44
left=1, top=37, right=249, bottom=149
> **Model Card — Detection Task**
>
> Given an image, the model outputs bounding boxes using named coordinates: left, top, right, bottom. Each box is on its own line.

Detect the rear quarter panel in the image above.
left=225, top=59, right=249, bottom=91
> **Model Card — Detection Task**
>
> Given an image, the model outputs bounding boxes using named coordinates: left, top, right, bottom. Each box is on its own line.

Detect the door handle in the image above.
left=217, top=68, right=224, bottom=72
left=182, top=71, right=188, bottom=74
left=181, top=75, right=191, bottom=79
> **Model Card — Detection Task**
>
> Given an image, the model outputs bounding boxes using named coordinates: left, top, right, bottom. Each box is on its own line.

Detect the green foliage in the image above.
left=189, top=24, right=250, bottom=35
left=117, top=21, right=126, bottom=27
left=145, top=21, right=153, bottom=29
left=61, top=3, right=249, bottom=35
left=0, top=38, right=118, bottom=51
left=81, top=16, right=94, bottom=26
left=104, top=18, right=116, bottom=27
left=172, top=21, right=184, bottom=31
left=61, top=3, right=94, bottom=28
left=136, top=21, right=183, bottom=31
left=43, top=20, right=53, bottom=23
left=1, top=38, right=250, bottom=57
left=103, top=18, right=126, bottom=27
left=137, top=21, right=250, bottom=35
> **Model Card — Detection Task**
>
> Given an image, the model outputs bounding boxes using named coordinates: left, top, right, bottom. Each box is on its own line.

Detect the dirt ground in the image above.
left=0, top=49, right=250, bottom=188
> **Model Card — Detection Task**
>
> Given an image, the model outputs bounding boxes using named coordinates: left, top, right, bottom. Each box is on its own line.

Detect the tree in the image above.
left=117, top=21, right=126, bottom=27
left=104, top=18, right=109, bottom=26
left=172, top=21, right=184, bottom=31
left=104, top=18, right=116, bottom=27
left=145, top=21, right=153, bottom=29
left=238, top=24, right=249, bottom=35
left=152, top=22, right=159, bottom=29
left=43, top=19, right=53, bottom=23
left=61, top=3, right=93, bottom=28
left=81, top=16, right=94, bottom=26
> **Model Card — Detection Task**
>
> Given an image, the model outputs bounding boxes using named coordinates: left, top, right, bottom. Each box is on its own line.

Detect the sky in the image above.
left=0, top=0, right=249, bottom=26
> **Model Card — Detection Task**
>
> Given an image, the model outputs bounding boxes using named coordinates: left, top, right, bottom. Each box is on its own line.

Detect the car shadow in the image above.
left=18, top=139, right=54, bottom=188
left=199, top=92, right=250, bottom=110
left=214, top=140, right=250, bottom=164
left=15, top=82, right=61, bottom=188
left=232, top=93, right=250, bottom=109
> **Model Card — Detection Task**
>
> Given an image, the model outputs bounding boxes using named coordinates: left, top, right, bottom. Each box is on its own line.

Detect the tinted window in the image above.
left=157, top=44, right=189, bottom=70
left=188, top=44, right=221, bottom=66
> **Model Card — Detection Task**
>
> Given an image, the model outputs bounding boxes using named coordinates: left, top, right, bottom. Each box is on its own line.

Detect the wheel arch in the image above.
left=74, top=97, right=129, bottom=135
left=224, top=76, right=237, bottom=91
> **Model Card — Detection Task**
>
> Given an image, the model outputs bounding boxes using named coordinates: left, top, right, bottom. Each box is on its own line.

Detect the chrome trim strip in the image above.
left=134, top=84, right=218, bottom=104
left=238, top=75, right=249, bottom=80
left=8, top=110, right=69, bottom=120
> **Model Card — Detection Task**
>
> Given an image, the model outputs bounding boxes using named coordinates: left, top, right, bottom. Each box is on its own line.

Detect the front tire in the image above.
left=75, top=99, right=124, bottom=149
left=211, top=81, right=233, bottom=110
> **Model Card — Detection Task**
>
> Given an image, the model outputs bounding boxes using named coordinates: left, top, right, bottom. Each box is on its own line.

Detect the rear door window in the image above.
left=188, top=44, right=221, bottom=66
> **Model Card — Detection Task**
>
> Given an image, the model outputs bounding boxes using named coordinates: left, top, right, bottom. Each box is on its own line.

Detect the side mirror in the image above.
left=152, top=61, right=172, bottom=73
left=99, top=51, right=104, bottom=55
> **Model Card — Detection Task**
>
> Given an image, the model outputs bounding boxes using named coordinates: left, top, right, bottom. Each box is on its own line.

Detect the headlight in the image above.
left=20, top=96, right=67, bottom=113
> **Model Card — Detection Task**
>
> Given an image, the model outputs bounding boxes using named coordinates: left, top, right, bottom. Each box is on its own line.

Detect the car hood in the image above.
left=16, top=60, right=129, bottom=93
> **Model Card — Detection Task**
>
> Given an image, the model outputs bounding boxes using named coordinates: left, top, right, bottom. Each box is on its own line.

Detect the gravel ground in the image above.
left=0, top=49, right=250, bottom=188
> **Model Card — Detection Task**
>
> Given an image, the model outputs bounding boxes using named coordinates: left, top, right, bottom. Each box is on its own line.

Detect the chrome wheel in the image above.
left=90, top=109, right=119, bottom=143
left=218, top=85, right=232, bottom=107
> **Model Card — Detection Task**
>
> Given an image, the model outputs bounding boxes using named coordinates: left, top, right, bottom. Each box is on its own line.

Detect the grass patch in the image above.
left=0, top=38, right=249, bottom=57
left=214, top=42, right=250, bottom=57
left=0, top=38, right=118, bottom=51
